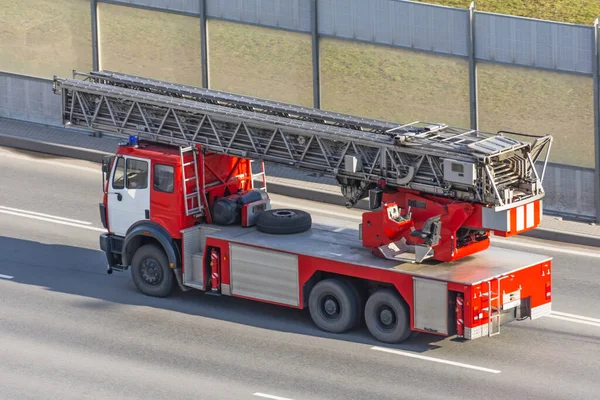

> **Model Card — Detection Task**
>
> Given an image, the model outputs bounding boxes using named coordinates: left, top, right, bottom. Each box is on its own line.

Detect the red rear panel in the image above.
left=464, top=258, right=552, bottom=339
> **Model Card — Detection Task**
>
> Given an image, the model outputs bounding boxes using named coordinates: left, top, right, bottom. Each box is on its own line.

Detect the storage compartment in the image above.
left=443, top=159, right=477, bottom=186
left=413, top=278, right=448, bottom=335
left=229, top=243, right=299, bottom=306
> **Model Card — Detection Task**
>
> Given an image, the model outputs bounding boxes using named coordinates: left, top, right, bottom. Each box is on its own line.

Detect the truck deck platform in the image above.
left=205, top=221, right=552, bottom=286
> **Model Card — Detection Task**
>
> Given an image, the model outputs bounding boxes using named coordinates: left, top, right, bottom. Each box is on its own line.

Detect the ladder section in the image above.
left=53, top=75, right=551, bottom=208
left=250, top=159, right=267, bottom=192
left=180, top=146, right=204, bottom=217
left=485, top=277, right=507, bottom=337
left=80, top=70, right=399, bottom=134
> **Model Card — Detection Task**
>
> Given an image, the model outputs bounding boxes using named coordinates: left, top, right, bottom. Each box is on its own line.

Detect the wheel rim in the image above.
left=140, top=257, right=163, bottom=285
left=272, top=210, right=296, bottom=218
left=318, top=293, right=341, bottom=321
left=375, top=304, right=397, bottom=332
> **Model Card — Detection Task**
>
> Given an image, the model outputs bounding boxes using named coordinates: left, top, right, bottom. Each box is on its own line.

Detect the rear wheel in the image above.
left=308, top=278, right=360, bottom=333
left=364, top=289, right=411, bottom=343
left=130, top=244, right=174, bottom=297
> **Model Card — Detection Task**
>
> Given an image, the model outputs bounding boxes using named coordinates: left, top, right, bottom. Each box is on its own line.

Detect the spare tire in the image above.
left=256, top=209, right=312, bottom=234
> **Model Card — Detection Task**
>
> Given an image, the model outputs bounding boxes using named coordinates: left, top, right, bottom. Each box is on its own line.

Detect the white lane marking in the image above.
left=253, top=393, right=294, bottom=400
left=547, top=314, right=600, bottom=328
left=272, top=200, right=600, bottom=258
left=0, top=209, right=105, bottom=232
left=371, top=346, right=501, bottom=374
left=0, top=149, right=100, bottom=174
left=0, top=274, right=14, bottom=280
left=0, top=205, right=92, bottom=225
left=551, top=311, right=600, bottom=323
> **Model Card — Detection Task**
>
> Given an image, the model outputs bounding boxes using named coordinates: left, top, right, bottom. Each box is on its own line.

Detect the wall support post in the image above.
left=200, top=0, right=209, bottom=88
left=593, top=18, right=600, bottom=223
left=468, top=1, right=478, bottom=130
left=311, top=0, right=321, bottom=109
left=91, top=0, right=99, bottom=71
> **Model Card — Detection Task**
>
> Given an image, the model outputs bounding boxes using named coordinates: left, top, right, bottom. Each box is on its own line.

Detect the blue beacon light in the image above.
left=129, top=135, right=139, bottom=147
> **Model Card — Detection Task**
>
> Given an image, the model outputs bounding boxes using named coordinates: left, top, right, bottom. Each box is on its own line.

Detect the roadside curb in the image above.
left=2, top=134, right=598, bottom=248
left=0, top=132, right=112, bottom=163
left=518, top=228, right=600, bottom=248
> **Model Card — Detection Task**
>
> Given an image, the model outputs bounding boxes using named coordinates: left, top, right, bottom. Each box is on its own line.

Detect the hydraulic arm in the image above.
left=53, top=71, right=553, bottom=263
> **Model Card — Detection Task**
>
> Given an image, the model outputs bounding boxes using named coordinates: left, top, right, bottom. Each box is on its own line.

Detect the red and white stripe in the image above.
left=508, top=200, right=542, bottom=233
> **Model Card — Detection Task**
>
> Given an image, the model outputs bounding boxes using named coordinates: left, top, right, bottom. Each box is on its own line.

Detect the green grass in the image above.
left=98, top=3, right=202, bottom=87
left=477, top=62, right=595, bottom=167
left=207, top=20, right=314, bottom=107
left=413, top=0, right=600, bottom=25
left=320, top=38, right=471, bottom=127
left=318, top=38, right=595, bottom=167
left=0, top=0, right=92, bottom=78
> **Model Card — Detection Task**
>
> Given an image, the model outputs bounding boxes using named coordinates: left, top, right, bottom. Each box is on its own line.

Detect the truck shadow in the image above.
left=0, top=235, right=447, bottom=352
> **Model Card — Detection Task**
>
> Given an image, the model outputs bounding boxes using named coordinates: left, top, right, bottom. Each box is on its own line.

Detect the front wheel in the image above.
left=130, top=244, right=174, bottom=297
left=364, top=289, right=411, bottom=343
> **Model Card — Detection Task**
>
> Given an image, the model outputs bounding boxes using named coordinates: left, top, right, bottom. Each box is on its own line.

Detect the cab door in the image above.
left=107, top=155, right=151, bottom=237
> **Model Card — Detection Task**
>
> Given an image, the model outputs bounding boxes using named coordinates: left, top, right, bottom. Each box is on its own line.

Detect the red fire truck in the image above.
left=53, top=71, right=553, bottom=343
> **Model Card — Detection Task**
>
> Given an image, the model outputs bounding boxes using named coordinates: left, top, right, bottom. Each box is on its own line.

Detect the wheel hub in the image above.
left=324, top=298, right=338, bottom=315
left=141, top=258, right=162, bottom=285
left=380, top=309, right=394, bottom=325
left=272, top=210, right=296, bottom=218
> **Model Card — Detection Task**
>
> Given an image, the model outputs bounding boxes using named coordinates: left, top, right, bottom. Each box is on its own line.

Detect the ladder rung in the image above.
left=187, top=208, right=201, bottom=214
left=186, top=192, right=199, bottom=198
left=181, top=146, right=194, bottom=152
left=183, top=161, right=195, bottom=166
left=185, top=176, right=196, bottom=182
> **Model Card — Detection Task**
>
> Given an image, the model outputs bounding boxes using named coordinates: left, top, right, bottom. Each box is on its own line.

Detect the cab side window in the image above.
left=126, top=159, right=149, bottom=189
left=112, top=157, right=125, bottom=189
left=154, top=164, right=174, bottom=193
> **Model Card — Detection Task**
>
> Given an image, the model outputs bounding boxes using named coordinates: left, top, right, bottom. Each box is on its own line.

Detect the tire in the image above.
left=343, top=279, right=366, bottom=328
left=130, top=244, right=174, bottom=298
left=364, top=289, right=412, bottom=344
left=256, top=209, right=312, bottom=234
left=308, top=278, right=360, bottom=334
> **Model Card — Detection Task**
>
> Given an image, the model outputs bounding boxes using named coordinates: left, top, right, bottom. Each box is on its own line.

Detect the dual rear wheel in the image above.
left=308, top=278, right=412, bottom=343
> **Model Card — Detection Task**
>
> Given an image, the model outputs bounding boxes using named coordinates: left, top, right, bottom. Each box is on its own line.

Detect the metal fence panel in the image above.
left=475, top=12, right=594, bottom=75
left=100, top=0, right=201, bottom=14
left=206, top=0, right=311, bottom=32
left=540, top=164, right=596, bottom=220
left=0, top=74, right=61, bottom=127
left=318, top=0, right=469, bottom=57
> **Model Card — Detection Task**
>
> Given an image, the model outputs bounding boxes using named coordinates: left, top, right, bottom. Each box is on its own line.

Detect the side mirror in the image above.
left=102, top=155, right=115, bottom=193
left=102, top=155, right=114, bottom=174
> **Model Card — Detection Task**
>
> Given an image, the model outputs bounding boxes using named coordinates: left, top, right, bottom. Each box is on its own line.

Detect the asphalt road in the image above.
left=1, top=146, right=599, bottom=400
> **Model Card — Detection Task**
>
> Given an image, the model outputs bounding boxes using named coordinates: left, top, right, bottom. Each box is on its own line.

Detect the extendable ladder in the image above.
left=53, top=71, right=552, bottom=209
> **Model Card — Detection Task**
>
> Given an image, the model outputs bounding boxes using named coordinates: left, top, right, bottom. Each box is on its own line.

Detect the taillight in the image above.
left=545, top=282, right=551, bottom=299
